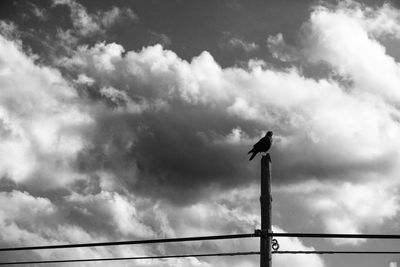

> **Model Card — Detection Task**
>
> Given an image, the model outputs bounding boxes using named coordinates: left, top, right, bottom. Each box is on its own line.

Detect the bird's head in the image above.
left=266, top=131, right=273, bottom=137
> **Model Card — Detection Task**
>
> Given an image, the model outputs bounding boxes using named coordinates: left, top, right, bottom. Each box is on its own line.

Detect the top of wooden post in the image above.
left=262, top=153, right=271, bottom=162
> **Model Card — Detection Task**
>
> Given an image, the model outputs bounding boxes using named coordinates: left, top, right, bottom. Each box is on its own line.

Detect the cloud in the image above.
left=0, top=190, right=55, bottom=225
left=28, top=2, right=47, bottom=21
left=53, top=0, right=101, bottom=36
left=56, top=39, right=400, bottom=196
left=267, top=33, right=299, bottom=62
left=227, top=37, right=259, bottom=52
left=300, top=2, right=400, bottom=104
left=100, top=6, right=138, bottom=28
left=0, top=34, right=91, bottom=187
left=0, top=189, right=158, bottom=265
left=275, top=179, right=400, bottom=245
left=0, top=21, right=20, bottom=42
left=323, top=1, right=400, bottom=39
left=148, top=31, right=172, bottom=47
left=53, top=0, right=138, bottom=37
left=0, top=190, right=103, bottom=263
left=220, top=32, right=259, bottom=53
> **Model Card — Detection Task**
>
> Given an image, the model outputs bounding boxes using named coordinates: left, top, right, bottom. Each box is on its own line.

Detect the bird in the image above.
left=248, top=131, right=273, bottom=161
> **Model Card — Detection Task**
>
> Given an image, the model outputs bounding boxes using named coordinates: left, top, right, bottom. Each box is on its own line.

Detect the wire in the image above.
left=0, top=251, right=260, bottom=265
left=0, top=233, right=256, bottom=252
left=269, top=233, right=400, bottom=239
left=273, top=251, right=400, bottom=254
left=4, top=250, right=400, bottom=265
left=3, top=232, right=400, bottom=252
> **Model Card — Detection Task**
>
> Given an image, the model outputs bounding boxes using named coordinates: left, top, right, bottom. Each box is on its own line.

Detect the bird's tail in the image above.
left=249, top=152, right=257, bottom=161
left=248, top=149, right=254, bottom=154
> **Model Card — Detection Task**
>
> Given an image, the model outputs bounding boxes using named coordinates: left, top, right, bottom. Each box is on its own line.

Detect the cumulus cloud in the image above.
left=56, top=38, right=400, bottom=198
left=324, top=1, right=400, bottom=39
left=0, top=34, right=91, bottom=187
left=300, top=3, right=400, bottom=104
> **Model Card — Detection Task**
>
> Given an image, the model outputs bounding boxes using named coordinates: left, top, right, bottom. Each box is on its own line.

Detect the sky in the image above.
left=1, top=0, right=400, bottom=266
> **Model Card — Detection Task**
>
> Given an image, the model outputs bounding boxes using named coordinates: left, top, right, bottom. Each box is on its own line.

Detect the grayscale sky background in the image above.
left=1, top=0, right=400, bottom=266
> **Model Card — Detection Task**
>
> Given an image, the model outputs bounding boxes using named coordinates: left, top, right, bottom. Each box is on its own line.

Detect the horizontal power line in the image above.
left=0, top=251, right=260, bottom=265
left=0, top=233, right=256, bottom=252
left=4, top=250, right=400, bottom=265
left=273, top=250, right=400, bottom=254
left=3, top=232, right=400, bottom=252
left=269, top=232, right=400, bottom=239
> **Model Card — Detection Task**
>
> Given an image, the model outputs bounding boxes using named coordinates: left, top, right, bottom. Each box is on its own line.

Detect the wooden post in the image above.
left=260, top=154, right=272, bottom=267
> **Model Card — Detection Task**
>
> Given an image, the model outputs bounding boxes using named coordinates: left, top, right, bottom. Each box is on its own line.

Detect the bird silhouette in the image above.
left=248, top=131, right=273, bottom=161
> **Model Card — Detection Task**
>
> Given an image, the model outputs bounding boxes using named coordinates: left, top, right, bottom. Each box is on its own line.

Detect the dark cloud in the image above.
left=73, top=102, right=258, bottom=204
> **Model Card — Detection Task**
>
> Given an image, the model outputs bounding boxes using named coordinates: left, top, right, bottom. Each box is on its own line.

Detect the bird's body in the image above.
left=248, top=131, right=273, bottom=161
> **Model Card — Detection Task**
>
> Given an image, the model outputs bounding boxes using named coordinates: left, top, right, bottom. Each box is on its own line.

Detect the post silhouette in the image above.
left=260, top=154, right=272, bottom=267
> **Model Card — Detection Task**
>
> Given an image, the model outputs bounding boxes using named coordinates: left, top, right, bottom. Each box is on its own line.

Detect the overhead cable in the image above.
left=0, top=233, right=256, bottom=252
left=0, top=251, right=260, bottom=265
left=270, top=232, right=400, bottom=239
left=273, top=250, right=400, bottom=254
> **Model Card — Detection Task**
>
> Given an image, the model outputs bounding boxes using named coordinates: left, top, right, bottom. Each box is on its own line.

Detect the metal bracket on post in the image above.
left=271, top=238, right=279, bottom=251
